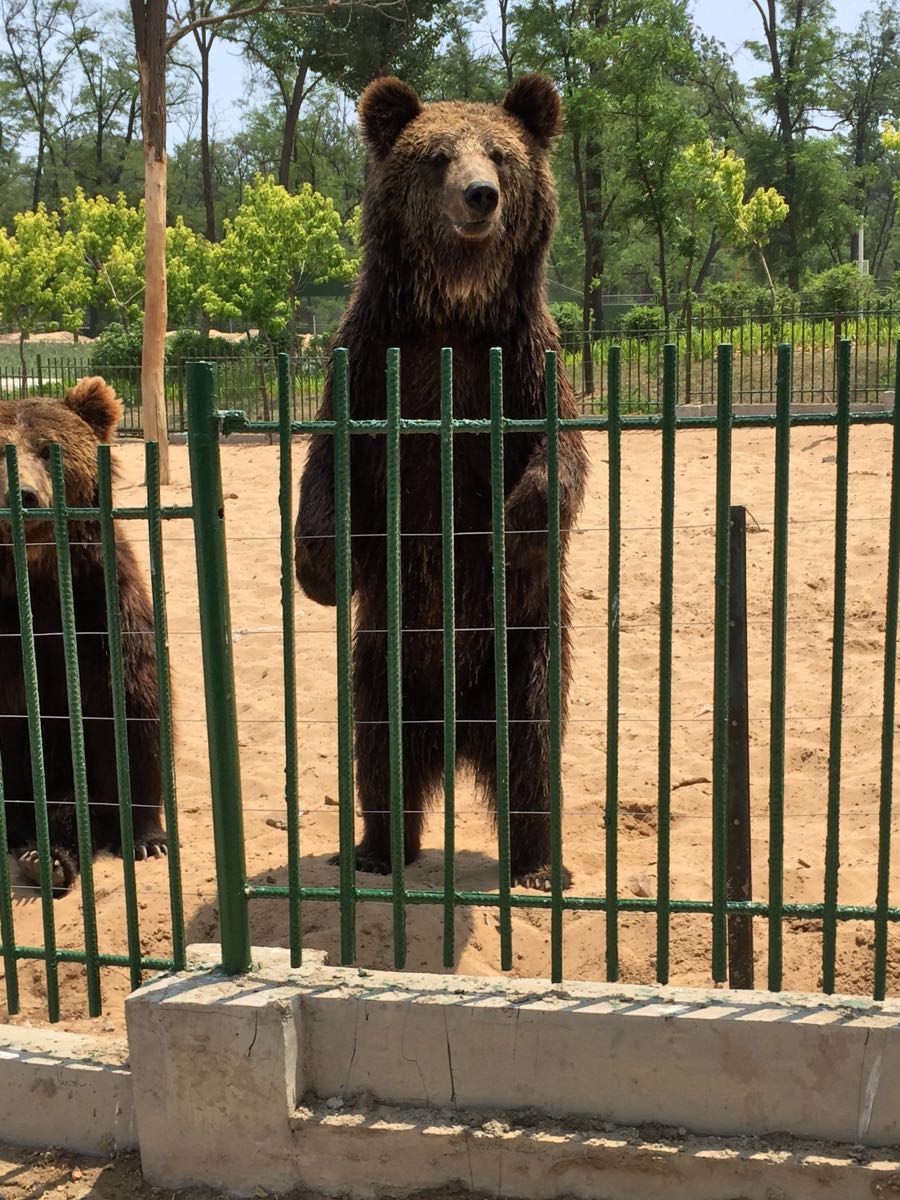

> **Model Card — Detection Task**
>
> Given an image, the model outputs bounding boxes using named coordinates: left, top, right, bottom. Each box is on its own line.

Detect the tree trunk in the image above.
left=200, top=36, right=216, bottom=241
left=133, top=0, right=171, bottom=482
left=571, top=129, right=595, bottom=398
left=279, top=63, right=308, bottom=190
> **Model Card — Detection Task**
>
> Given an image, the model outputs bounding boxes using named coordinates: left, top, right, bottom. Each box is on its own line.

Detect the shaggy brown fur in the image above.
left=0, top=378, right=167, bottom=895
left=295, top=75, right=588, bottom=889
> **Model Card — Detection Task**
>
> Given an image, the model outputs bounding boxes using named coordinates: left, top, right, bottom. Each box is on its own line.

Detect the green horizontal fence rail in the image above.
left=1, top=335, right=899, bottom=1019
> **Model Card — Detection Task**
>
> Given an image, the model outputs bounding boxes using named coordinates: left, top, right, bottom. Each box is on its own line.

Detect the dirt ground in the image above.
left=1, top=422, right=899, bottom=1031
left=0, top=1144, right=481, bottom=1200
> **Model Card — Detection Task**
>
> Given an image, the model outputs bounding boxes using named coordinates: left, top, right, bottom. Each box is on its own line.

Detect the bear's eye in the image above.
left=38, top=445, right=52, bottom=462
left=428, top=150, right=450, bottom=168
left=490, top=148, right=506, bottom=166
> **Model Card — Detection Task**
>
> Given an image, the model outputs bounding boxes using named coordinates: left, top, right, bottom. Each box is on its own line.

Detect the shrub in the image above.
left=168, top=328, right=241, bottom=361
left=805, top=263, right=876, bottom=314
left=549, top=301, right=586, bottom=336
left=88, top=321, right=144, bottom=371
left=616, top=304, right=666, bottom=338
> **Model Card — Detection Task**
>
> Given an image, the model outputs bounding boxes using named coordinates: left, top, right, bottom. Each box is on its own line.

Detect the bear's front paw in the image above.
left=134, top=830, right=168, bottom=861
left=18, top=847, right=78, bottom=896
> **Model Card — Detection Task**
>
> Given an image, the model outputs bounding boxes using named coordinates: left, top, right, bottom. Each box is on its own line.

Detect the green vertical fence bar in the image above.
left=656, top=344, right=677, bottom=984
left=0, top=748, right=19, bottom=1013
left=332, top=347, right=356, bottom=964
left=186, top=361, right=251, bottom=975
left=873, top=344, right=900, bottom=1000
left=606, top=347, right=621, bottom=981
left=490, top=345, right=513, bottom=971
left=711, top=344, right=733, bottom=984
left=278, top=352, right=302, bottom=966
left=386, top=347, right=406, bottom=969
left=546, top=351, right=564, bottom=983
left=822, top=340, right=851, bottom=994
left=767, top=344, right=792, bottom=992
left=145, top=442, right=185, bottom=970
left=4, top=447, right=59, bottom=1019
left=440, top=348, right=457, bottom=969
left=50, top=445, right=102, bottom=1016
left=97, top=446, right=142, bottom=991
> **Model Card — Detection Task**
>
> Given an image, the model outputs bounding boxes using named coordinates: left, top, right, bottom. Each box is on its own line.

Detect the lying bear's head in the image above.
left=0, top=376, right=121, bottom=562
left=356, top=74, right=564, bottom=321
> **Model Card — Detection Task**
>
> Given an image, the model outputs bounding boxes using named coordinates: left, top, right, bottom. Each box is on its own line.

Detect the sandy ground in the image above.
left=0, top=1144, right=476, bottom=1200
left=1, top=423, right=899, bottom=1031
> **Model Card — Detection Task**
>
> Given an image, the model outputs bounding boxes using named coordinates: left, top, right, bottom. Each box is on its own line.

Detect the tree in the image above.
left=203, top=174, right=350, bottom=349
left=747, top=0, right=845, bottom=289
left=128, top=0, right=410, bottom=484
left=832, top=3, right=900, bottom=270
left=62, top=187, right=145, bottom=325
left=0, top=0, right=82, bottom=208
left=68, top=17, right=142, bottom=196
left=166, top=212, right=210, bottom=325
left=674, top=140, right=788, bottom=303
left=0, top=204, right=89, bottom=377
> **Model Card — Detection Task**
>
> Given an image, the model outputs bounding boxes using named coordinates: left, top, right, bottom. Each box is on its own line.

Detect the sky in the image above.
left=194, top=0, right=876, bottom=147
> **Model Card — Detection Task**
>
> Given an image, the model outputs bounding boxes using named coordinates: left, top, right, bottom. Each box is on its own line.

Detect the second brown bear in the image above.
left=295, top=74, right=588, bottom=889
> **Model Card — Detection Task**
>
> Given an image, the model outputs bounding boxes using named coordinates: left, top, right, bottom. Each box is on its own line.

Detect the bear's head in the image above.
left=357, top=74, right=563, bottom=325
left=0, top=377, right=122, bottom=566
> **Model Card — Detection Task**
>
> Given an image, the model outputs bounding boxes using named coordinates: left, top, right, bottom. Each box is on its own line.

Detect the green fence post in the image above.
left=186, top=360, right=251, bottom=974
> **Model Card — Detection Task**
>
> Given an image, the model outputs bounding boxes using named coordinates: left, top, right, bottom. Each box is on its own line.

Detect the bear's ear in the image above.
left=358, top=76, right=422, bottom=160
left=64, top=377, right=122, bottom=443
left=502, top=74, right=563, bottom=148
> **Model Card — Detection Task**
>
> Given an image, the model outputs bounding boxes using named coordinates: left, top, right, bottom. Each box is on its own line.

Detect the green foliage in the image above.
left=166, top=328, right=240, bottom=361
left=0, top=205, right=90, bottom=345
left=87, top=320, right=144, bottom=370
left=166, top=216, right=211, bottom=328
left=61, top=188, right=145, bottom=324
left=805, top=263, right=877, bottom=313
left=549, top=302, right=585, bottom=336
left=203, top=174, right=352, bottom=342
left=617, top=304, right=667, bottom=337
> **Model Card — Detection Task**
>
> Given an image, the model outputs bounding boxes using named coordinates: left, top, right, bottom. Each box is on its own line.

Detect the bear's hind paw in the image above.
left=511, top=864, right=573, bottom=892
left=328, top=847, right=392, bottom=875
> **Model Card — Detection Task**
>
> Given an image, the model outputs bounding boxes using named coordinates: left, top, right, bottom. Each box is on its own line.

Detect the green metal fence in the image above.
left=0, top=442, right=188, bottom=1020
left=0, top=336, right=898, bottom=1019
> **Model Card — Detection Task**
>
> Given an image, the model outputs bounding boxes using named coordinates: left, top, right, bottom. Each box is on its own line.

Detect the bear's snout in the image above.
left=464, top=180, right=499, bottom=216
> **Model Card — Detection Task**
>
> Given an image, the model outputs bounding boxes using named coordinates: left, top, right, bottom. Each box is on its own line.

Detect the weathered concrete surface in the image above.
left=125, top=952, right=900, bottom=1196
left=285, top=1103, right=900, bottom=1200
left=0, top=1024, right=135, bottom=1154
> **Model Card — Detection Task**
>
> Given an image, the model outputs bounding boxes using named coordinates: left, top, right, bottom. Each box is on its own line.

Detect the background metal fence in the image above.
left=0, top=306, right=896, bottom=433
left=0, top=337, right=897, bottom=1019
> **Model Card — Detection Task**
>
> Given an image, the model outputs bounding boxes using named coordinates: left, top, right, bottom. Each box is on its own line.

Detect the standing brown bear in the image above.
left=0, top=378, right=168, bottom=895
left=295, top=75, right=587, bottom=889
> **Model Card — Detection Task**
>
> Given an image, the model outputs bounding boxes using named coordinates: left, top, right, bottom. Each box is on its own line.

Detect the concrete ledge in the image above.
left=0, top=1024, right=135, bottom=1154
left=284, top=1102, right=900, bottom=1200
left=125, top=953, right=900, bottom=1196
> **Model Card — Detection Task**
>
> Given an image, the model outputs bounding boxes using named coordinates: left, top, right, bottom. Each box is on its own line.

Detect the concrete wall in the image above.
left=0, top=1024, right=135, bottom=1154
left=4, top=949, right=900, bottom=1198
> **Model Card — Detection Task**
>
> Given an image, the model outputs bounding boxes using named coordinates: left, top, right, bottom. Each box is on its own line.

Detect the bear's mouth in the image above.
left=451, top=218, right=495, bottom=240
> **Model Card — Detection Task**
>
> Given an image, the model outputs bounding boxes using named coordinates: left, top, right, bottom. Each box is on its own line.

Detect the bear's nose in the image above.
left=19, top=488, right=40, bottom=509
left=464, top=181, right=499, bottom=217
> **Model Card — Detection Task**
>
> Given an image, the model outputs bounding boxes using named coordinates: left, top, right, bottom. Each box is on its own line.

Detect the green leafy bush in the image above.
left=616, top=304, right=666, bottom=337
left=88, top=321, right=145, bottom=370
left=805, top=263, right=876, bottom=313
